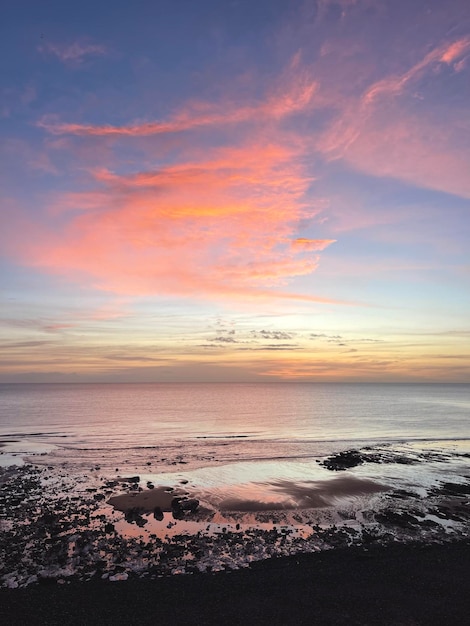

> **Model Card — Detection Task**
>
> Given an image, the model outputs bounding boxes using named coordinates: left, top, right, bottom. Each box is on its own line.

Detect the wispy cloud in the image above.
left=0, top=340, right=55, bottom=349
left=317, top=37, right=470, bottom=198
left=210, top=336, right=239, bottom=343
left=362, top=37, right=470, bottom=104
left=239, top=344, right=300, bottom=351
left=37, top=66, right=316, bottom=135
left=38, top=40, right=107, bottom=65
left=104, top=354, right=162, bottom=362
left=291, top=238, right=336, bottom=251
left=251, top=330, right=295, bottom=340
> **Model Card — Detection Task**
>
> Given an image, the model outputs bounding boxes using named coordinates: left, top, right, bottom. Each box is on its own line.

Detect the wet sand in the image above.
left=2, top=542, right=469, bottom=625
left=217, top=475, right=390, bottom=511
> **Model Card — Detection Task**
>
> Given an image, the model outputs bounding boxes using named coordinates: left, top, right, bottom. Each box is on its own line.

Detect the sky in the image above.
left=1, top=0, right=469, bottom=383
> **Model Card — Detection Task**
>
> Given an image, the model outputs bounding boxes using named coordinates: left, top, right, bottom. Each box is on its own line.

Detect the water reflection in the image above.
left=105, top=509, right=314, bottom=541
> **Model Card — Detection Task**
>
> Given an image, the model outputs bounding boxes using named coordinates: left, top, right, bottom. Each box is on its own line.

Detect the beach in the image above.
left=1, top=384, right=469, bottom=623
left=1, top=442, right=469, bottom=622
left=2, top=542, right=470, bottom=625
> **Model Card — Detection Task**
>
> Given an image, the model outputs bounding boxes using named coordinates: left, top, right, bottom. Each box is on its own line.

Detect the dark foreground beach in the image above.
left=2, top=542, right=470, bottom=625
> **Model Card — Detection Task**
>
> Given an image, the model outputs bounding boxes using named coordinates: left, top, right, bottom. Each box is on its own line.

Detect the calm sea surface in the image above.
left=1, top=383, right=468, bottom=458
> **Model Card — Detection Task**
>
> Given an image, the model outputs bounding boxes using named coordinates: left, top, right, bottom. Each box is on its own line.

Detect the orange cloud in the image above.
left=5, top=140, right=343, bottom=305
left=291, top=238, right=336, bottom=251
left=439, top=38, right=470, bottom=64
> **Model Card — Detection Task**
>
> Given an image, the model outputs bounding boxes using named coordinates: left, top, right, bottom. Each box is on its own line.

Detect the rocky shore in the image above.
left=1, top=443, right=469, bottom=590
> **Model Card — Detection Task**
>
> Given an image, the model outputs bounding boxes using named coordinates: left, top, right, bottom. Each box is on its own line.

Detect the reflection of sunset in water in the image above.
left=107, top=511, right=314, bottom=542
left=216, top=475, right=389, bottom=511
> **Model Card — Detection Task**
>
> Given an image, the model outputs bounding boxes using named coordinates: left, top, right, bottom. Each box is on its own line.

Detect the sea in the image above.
left=1, top=382, right=469, bottom=475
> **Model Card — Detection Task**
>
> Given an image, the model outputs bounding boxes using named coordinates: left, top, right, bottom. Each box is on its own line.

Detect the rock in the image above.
left=124, top=507, right=148, bottom=527
left=5, top=578, right=18, bottom=589
left=153, top=507, right=164, bottom=521
left=439, top=482, right=470, bottom=496
left=321, top=450, right=364, bottom=471
left=109, top=572, right=128, bottom=582
left=388, top=489, right=417, bottom=500
left=375, top=511, right=419, bottom=529
left=126, top=476, right=140, bottom=483
left=182, top=498, right=200, bottom=513
left=171, top=497, right=199, bottom=515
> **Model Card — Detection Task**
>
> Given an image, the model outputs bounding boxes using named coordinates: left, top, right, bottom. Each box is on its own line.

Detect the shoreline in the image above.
left=2, top=541, right=470, bottom=625
left=1, top=442, right=469, bottom=590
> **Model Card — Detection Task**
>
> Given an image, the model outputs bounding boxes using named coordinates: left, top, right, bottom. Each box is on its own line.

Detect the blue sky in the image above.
left=1, top=0, right=470, bottom=382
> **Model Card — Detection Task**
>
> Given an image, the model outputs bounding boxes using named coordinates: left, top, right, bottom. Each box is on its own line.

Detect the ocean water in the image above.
left=0, top=383, right=469, bottom=473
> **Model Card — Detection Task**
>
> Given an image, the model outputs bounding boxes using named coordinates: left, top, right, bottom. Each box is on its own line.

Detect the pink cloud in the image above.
left=3, top=140, right=344, bottom=305
left=37, top=74, right=317, bottom=136
left=363, top=37, right=470, bottom=104
left=439, top=38, right=470, bottom=64
left=318, top=37, right=470, bottom=198
left=324, top=109, right=470, bottom=199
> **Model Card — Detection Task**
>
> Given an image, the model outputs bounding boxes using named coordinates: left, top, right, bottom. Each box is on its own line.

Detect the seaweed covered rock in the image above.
left=321, top=450, right=364, bottom=471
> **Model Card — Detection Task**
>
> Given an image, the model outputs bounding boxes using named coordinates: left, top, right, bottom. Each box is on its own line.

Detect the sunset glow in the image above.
left=1, top=0, right=469, bottom=382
